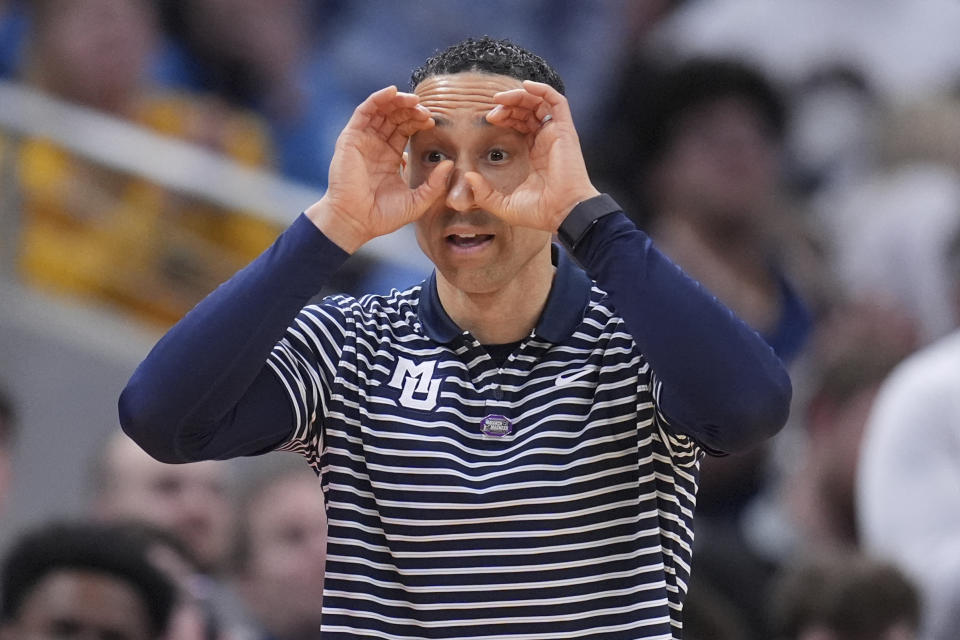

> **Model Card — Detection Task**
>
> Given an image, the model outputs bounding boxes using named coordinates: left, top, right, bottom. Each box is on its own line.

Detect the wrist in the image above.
left=304, top=198, right=369, bottom=254
left=562, top=188, right=602, bottom=219
left=557, top=193, right=622, bottom=252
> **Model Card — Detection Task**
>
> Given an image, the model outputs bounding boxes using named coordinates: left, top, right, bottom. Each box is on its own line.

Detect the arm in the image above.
left=570, top=206, right=791, bottom=453
left=119, top=216, right=348, bottom=463
left=468, top=81, right=790, bottom=454
left=120, top=87, right=453, bottom=463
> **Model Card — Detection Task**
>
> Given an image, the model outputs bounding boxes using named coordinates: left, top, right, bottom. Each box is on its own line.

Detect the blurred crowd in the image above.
left=2, top=0, right=960, bottom=638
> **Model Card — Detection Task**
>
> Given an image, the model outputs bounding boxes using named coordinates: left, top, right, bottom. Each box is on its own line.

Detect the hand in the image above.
left=306, top=86, right=453, bottom=252
left=465, top=80, right=600, bottom=231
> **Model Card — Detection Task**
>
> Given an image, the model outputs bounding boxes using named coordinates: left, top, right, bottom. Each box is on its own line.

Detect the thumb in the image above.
left=464, top=171, right=507, bottom=218
left=409, top=160, right=453, bottom=217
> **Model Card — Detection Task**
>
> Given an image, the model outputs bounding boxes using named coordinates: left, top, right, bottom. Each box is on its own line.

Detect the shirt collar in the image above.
left=417, top=244, right=592, bottom=344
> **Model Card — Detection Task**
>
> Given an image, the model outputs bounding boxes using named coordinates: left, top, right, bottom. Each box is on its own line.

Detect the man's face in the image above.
left=95, top=437, right=234, bottom=573
left=407, top=72, right=553, bottom=294
left=0, top=570, right=154, bottom=640
left=240, top=472, right=326, bottom=633
left=36, top=0, right=155, bottom=108
left=655, top=95, right=781, bottom=222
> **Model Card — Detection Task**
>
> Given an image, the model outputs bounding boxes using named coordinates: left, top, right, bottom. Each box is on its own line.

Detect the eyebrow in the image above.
left=432, top=115, right=493, bottom=128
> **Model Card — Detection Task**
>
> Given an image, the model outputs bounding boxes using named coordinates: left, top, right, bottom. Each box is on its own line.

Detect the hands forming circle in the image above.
left=311, top=79, right=599, bottom=252
left=471, top=80, right=600, bottom=232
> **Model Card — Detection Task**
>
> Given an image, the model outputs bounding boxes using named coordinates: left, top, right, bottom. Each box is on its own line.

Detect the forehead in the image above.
left=414, top=72, right=523, bottom=120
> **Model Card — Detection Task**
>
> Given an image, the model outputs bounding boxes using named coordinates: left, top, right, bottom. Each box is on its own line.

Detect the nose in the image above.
left=444, top=163, right=477, bottom=212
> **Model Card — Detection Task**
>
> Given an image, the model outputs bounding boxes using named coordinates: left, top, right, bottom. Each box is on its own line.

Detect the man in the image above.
left=0, top=520, right=175, bottom=640
left=231, top=456, right=327, bottom=639
left=120, top=37, right=791, bottom=639
left=857, top=330, right=960, bottom=640
left=88, top=430, right=248, bottom=637
left=90, top=429, right=236, bottom=576
left=856, top=223, right=960, bottom=640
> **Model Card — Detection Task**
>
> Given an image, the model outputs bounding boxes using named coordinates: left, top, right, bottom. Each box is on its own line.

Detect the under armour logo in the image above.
left=388, top=356, right=442, bottom=410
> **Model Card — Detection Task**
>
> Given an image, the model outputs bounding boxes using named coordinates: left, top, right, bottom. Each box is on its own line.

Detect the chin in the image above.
left=440, top=265, right=509, bottom=294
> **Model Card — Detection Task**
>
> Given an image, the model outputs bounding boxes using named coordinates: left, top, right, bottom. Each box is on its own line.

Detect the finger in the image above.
left=409, top=159, right=453, bottom=217
left=492, top=90, right=551, bottom=123
left=367, top=112, right=386, bottom=132
left=464, top=171, right=507, bottom=219
left=351, top=87, right=426, bottom=130
left=368, top=87, right=420, bottom=111
left=386, top=105, right=432, bottom=127
left=493, top=88, right=546, bottom=112
left=343, top=86, right=396, bottom=131
left=502, top=117, right=539, bottom=135
left=386, top=117, right=435, bottom=152
left=521, top=80, right=572, bottom=122
left=395, top=116, right=435, bottom=138
left=487, top=106, right=540, bottom=134
left=377, top=105, right=433, bottom=150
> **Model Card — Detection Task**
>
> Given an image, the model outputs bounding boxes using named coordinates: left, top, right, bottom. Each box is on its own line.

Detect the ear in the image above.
left=400, top=151, right=409, bottom=182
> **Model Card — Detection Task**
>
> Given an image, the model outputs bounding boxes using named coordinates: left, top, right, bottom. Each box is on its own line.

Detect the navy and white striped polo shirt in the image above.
left=267, top=246, right=702, bottom=640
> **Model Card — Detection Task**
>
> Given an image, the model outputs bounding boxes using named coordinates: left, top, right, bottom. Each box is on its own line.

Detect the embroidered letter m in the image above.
left=388, top=357, right=441, bottom=410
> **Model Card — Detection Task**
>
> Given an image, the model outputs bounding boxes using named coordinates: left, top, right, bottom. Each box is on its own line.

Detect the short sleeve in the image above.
left=267, top=300, right=352, bottom=464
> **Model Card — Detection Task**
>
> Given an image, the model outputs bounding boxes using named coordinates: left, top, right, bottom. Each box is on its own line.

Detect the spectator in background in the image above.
left=818, top=161, right=960, bottom=348
left=89, top=430, right=251, bottom=635
left=155, top=0, right=354, bottom=188
left=619, top=57, right=821, bottom=363
left=124, top=521, right=232, bottom=640
left=0, top=385, right=16, bottom=519
left=855, top=220, right=960, bottom=640
left=230, top=455, right=327, bottom=640
left=13, top=0, right=282, bottom=328
left=779, top=301, right=915, bottom=554
left=857, top=325, right=960, bottom=637
left=769, top=553, right=920, bottom=640
left=784, top=64, right=879, bottom=200
left=0, top=520, right=176, bottom=640
left=90, top=430, right=236, bottom=577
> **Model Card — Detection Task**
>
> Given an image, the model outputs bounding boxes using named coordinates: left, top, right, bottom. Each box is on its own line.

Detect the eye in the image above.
left=424, top=150, right=447, bottom=164
left=487, top=149, right=508, bottom=163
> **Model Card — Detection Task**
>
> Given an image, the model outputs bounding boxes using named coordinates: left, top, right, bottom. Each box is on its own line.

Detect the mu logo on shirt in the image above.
left=388, top=356, right=441, bottom=410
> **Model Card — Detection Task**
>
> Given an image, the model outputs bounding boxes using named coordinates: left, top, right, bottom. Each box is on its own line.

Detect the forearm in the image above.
left=119, top=213, right=349, bottom=462
left=569, top=208, right=792, bottom=453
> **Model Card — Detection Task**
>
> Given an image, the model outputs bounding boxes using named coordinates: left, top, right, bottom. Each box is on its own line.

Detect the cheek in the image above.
left=484, top=158, right=531, bottom=194
left=414, top=218, right=432, bottom=254
left=406, top=161, right=427, bottom=188
left=510, top=228, right=553, bottom=261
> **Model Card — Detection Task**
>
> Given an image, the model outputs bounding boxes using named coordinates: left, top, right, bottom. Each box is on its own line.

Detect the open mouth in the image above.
left=446, top=233, right=494, bottom=249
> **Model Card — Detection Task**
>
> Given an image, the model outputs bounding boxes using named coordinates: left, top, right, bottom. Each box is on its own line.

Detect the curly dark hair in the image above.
left=410, top=36, right=564, bottom=95
left=638, top=57, right=787, bottom=169
left=1, top=520, right=176, bottom=637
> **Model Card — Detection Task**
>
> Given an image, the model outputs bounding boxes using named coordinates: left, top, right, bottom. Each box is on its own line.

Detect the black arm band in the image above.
left=557, top=194, right=622, bottom=251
